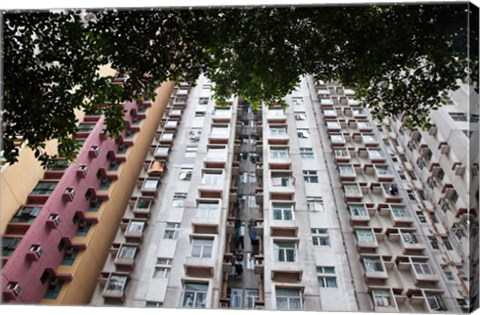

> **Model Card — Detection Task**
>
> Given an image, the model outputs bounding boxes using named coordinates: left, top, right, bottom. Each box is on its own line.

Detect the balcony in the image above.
left=101, top=272, right=130, bottom=303
left=362, top=256, right=388, bottom=281
left=374, top=165, right=394, bottom=182
left=388, top=205, right=414, bottom=227
left=138, top=177, right=161, bottom=196
left=7, top=206, right=42, bottom=234
left=162, top=119, right=179, bottom=130
left=322, top=109, right=337, bottom=119
left=396, top=257, right=439, bottom=285
left=120, top=219, right=147, bottom=243
left=399, top=231, right=425, bottom=254
left=152, top=145, right=171, bottom=161
left=267, top=109, right=287, bottom=123
left=338, top=164, right=357, bottom=182
left=270, top=172, right=295, bottom=194
left=145, top=160, right=167, bottom=178
left=348, top=204, right=371, bottom=226
left=343, top=183, right=363, bottom=202
left=113, top=244, right=139, bottom=270
left=156, top=131, right=175, bottom=145
left=132, top=197, right=155, bottom=218
left=381, top=183, right=402, bottom=203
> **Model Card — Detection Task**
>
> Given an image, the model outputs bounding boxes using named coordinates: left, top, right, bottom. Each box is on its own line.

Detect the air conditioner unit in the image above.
left=89, top=146, right=100, bottom=157
left=29, top=245, right=43, bottom=257
left=6, top=282, right=21, bottom=296
left=78, top=165, right=89, bottom=178
left=63, top=188, right=76, bottom=201
left=47, top=214, right=61, bottom=227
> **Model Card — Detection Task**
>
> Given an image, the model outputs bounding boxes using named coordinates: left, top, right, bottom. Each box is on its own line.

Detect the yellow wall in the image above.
left=1, top=140, right=58, bottom=233
left=54, top=81, right=174, bottom=305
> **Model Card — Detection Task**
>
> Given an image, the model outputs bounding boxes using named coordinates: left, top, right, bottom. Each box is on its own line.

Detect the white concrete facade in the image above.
left=90, top=75, right=474, bottom=313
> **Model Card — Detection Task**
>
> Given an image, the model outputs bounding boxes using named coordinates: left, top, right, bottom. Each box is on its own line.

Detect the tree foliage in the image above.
left=2, top=4, right=477, bottom=166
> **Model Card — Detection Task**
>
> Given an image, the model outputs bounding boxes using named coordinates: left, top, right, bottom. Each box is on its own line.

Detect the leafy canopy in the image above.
left=2, top=4, right=477, bottom=166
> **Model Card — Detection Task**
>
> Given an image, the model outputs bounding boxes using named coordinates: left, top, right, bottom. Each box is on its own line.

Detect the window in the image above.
left=429, top=236, right=440, bottom=250
left=350, top=204, right=367, bottom=217
left=269, top=109, right=285, bottom=117
left=312, top=228, right=330, bottom=246
left=44, top=279, right=64, bottom=299
left=183, top=282, right=208, bottom=308
left=11, top=206, right=41, bottom=223
left=294, top=112, right=307, bottom=120
left=271, top=173, right=292, bottom=187
left=117, top=245, right=136, bottom=260
left=292, top=97, right=304, bottom=106
left=206, top=146, right=227, bottom=160
left=106, top=274, right=128, bottom=292
left=146, top=301, right=163, bottom=307
left=391, top=206, right=409, bottom=218
left=358, top=121, right=371, bottom=128
left=244, top=289, right=259, bottom=309
left=230, top=288, right=243, bottom=308
left=334, top=148, right=349, bottom=158
left=124, top=221, right=144, bottom=237
left=47, top=159, right=70, bottom=171
left=179, top=167, right=193, bottom=181
left=330, top=134, right=344, bottom=143
left=273, top=203, right=293, bottom=220
left=363, top=256, right=384, bottom=272
left=368, top=149, right=383, bottom=159
left=154, top=257, right=172, bottom=278
left=297, top=129, right=310, bottom=138
left=163, top=222, right=180, bottom=240
left=270, top=127, right=287, bottom=136
left=362, top=134, right=376, bottom=143
left=326, top=121, right=340, bottom=129
left=191, top=238, right=213, bottom=258
left=198, top=97, right=209, bottom=105
left=274, top=241, right=296, bottom=262
left=412, top=259, right=433, bottom=275
left=185, top=146, right=198, bottom=158
left=401, top=231, right=420, bottom=245
left=416, top=211, right=427, bottom=223
left=270, top=147, right=288, bottom=159
left=300, top=147, right=314, bottom=159
left=442, top=236, right=453, bottom=250
left=75, top=222, right=91, bottom=236
left=197, top=201, right=219, bottom=220
left=372, top=289, right=393, bottom=307
left=426, top=294, right=447, bottom=311
left=343, top=184, right=361, bottom=197
left=40, top=270, right=50, bottom=284
left=31, top=181, right=57, bottom=195
left=276, top=288, right=302, bottom=310
left=78, top=123, right=96, bottom=132
left=317, top=266, right=337, bottom=288
left=451, top=190, right=459, bottom=203
left=172, top=193, right=187, bottom=208
left=143, top=179, right=159, bottom=191
left=338, top=164, right=354, bottom=176
left=61, top=248, right=78, bottom=266
left=201, top=171, right=222, bottom=186
left=356, top=229, right=375, bottom=243
left=471, top=114, right=479, bottom=123
left=449, top=112, right=468, bottom=121
left=211, top=126, right=229, bottom=137
left=307, top=197, right=324, bottom=212
left=303, top=170, right=318, bottom=183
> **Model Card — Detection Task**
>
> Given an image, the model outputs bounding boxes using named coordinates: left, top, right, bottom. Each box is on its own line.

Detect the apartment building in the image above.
left=3, top=72, right=474, bottom=312
left=310, top=76, right=474, bottom=313
left=1, top=78, right=173, bottom=304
